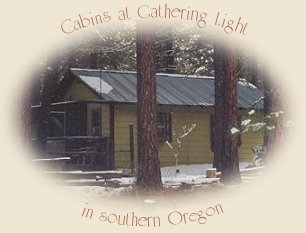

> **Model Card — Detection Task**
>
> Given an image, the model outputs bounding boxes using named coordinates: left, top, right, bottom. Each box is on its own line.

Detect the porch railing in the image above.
left=45, top=136, right=109, bottom=170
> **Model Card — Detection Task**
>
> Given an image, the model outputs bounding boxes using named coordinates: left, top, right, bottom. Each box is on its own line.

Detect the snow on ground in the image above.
left=161, top=162, right=249, bottom=184
left=161, top=163, right=216, bottom=186
left=60, top=163, right=254, bottom=201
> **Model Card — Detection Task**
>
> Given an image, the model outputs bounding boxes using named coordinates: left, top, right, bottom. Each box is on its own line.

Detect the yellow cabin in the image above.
left=31, top=68, right=264, bottom=170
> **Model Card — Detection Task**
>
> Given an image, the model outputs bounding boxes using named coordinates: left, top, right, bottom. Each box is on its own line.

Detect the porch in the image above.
left=45, top=136, right=109, bottom=170
left=31, top=100, right=115, bottom=171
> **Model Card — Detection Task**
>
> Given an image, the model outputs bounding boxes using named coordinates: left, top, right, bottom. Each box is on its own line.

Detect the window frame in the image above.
left=157, top=112, right=167, bottom=141
left=91, top=109, right=101, bottom=136
left=157, top=112, right=172, bottom=143
left=49, top=111, right=66, bottom=137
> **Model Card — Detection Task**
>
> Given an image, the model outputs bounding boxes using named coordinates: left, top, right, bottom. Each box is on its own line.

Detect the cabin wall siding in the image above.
left=239, top=111, right=264, bottom=161
left=157, top=105, right=213, bottom=166
left=113, top=105, right=263, bottom=168
left=63, top=80, right=98, bottom=101
left=113, top=105, right=137, bottom=168
left=61, top=81, right=263, bottom=168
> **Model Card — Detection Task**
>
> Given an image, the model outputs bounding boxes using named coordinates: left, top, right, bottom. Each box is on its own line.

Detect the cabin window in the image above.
left=157, top=112, right=172, bottom=142
left=210, top=115, right=241, bottom=152
left=91, top=109, right=101, bottom=136
left=49, top=111, right=66, bottom=137
left=31, top=111, right=66, bottom=140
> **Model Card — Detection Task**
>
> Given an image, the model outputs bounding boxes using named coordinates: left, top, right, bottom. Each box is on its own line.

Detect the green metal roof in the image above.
left=70, top=68, right=263, bottom=109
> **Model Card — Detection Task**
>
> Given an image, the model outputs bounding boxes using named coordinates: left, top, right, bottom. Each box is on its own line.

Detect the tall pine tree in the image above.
left=36, top=59, right=58, bottom=155
left=213, top=42, right=241, bottom=184
left=136, top=24, right=162, bottom=191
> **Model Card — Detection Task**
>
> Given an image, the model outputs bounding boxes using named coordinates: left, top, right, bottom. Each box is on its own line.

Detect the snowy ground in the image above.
left=58, top=162, right=263, bottom=201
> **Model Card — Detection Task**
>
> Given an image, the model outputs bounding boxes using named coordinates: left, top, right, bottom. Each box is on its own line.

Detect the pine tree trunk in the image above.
left=89, top=53, right=98, bottom=69
left=213, top=46, right=224, bottom=171
left=263, top=77, right=273, bottom=149
left=20, top=82, right=32, bottom=150
left=68, top=52, right=77, bottom=68
left=36, top=61, right=57, bottom=155
left=213, top=43, right=241, bottom=184
left=221, top=45, right=241, bottom=184
left=263, top=74, right=283, bottom=156
left=165, top=32, right=175, bottom=73
left=136, top=25, right=162, bottom=191
left=250, top=61, right=259, bottom=87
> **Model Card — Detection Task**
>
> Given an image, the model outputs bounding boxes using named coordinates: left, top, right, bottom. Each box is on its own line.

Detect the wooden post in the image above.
left=129, top=123, right=135, bottom=175
left=109, top=104, right=115, bottom=170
